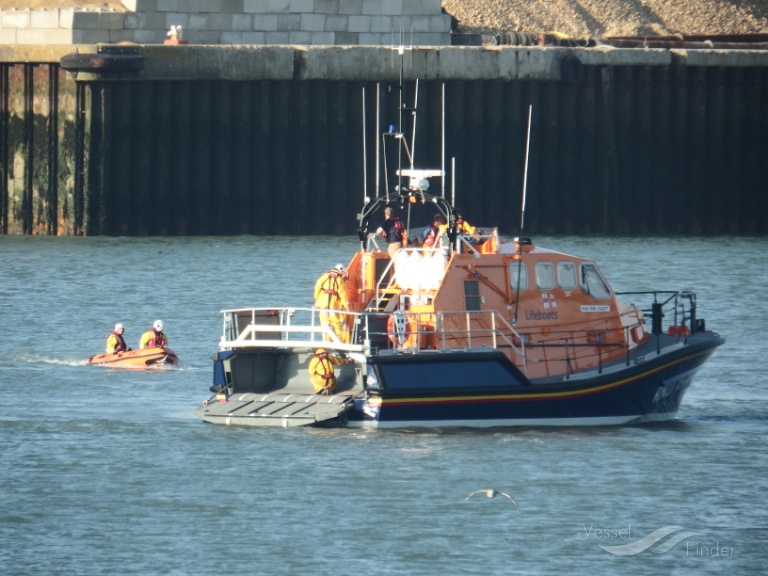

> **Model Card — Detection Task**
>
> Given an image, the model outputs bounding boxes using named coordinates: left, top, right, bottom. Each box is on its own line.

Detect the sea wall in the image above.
left=1, top=44, right=767, bottom=235
left=0, top=0, right=452, bottom=46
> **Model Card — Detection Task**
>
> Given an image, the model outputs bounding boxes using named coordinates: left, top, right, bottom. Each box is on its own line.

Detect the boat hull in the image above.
left=348, top=335, right=722, bottom=428
left=87, top=347, right=179, bottom=369
left=196, top=331, right=722, bottom=428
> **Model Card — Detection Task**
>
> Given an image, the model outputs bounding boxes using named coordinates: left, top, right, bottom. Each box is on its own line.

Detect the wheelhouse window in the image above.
left=464, top=280, right=482, bottom=310
left=535, top=262, right=555, bottom=290
left=557, top=262, right=577, bottom=289
left=508, top=262, right=528, bottom=291
left=580, top=263, right=611, bottom=300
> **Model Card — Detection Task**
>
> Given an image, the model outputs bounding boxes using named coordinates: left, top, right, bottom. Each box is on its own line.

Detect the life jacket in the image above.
left=423, top=224, right=439, bottom=247
left=309, top=355, right=337, bottom=394
left=316, top=270, right=346, bottom=309
left=386, top=217, right=405, bottom=244
left=147, top=329, right=166, bottom=347
left=315, top=358, right=334, bottom=379
left=109, top=331, right=128, bottom=353
left=322, top=271, right=342, bottom=295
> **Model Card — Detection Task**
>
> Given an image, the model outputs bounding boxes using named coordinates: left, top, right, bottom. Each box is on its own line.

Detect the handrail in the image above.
left=220, top=308, right=367, bottom=353
left=615, top=289, right=698, bottom=337
left=365, top=235, right=399, bottom=310
left=221, top=306, right=625, bottom=347
left=434, top=310, right=520, bottom=352
left=454, top=228, right=499, bottom=257
left=217, top=299, right=691, bottom=377
left=367, top=243, right=449, bottom=310
left=218, top=306, right=527, bottom=368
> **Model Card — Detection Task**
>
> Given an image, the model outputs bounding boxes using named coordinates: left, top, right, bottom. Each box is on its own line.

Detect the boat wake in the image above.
left=4, top=355, right=88, bottom=367
left=1, top=354, right=191, bottom=370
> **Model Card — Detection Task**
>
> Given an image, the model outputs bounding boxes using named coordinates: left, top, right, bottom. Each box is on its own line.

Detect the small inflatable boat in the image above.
left=87, top=346, right=179, bottom=369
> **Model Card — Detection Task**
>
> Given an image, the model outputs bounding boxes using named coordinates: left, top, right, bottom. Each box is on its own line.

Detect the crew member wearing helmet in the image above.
left=313, top=264, right=350, bottom=343
left=140, top=320, right=168, bottom=349
left=453, top=208, right=477, bottom=236
left=106, top=323, right=130, bottom=354
left=308, top=348, right=350, bottom=395
left=453, top=208, right=480, bottom=252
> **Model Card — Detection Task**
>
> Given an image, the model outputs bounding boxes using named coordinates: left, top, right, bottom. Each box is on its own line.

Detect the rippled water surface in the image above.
left=1, top=235, right=766, bottom=575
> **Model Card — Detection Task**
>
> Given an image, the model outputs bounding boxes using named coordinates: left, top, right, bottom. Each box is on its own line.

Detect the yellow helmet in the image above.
left=315, top=348, right=327, bottom=356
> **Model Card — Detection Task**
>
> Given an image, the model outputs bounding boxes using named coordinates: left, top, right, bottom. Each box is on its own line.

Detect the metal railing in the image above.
left=220, top=307, right=366, bottom=354
left=615, top=290, right=698, bottom=339
left=364, top=241, right=448, bottom=311
left=219, top=292, right=698, bottom=376
left=218, top=306, right=525, bottom=358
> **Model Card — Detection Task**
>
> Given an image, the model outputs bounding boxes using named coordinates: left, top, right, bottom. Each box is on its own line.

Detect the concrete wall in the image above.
left=5, top=43, right=768, bottom=82
left=2, top=44, right=768, bottom=236
left=0, top=0, right=452, bottom=46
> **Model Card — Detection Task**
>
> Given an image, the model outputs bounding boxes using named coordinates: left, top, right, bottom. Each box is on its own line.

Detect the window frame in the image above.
left=579, top=262, right=612, bottom=300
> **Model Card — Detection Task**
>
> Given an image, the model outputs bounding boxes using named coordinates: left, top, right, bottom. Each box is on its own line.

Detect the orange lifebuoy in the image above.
left=387, top=313, right=418, bottom=348
left=667, top=325, right=691, bottom=337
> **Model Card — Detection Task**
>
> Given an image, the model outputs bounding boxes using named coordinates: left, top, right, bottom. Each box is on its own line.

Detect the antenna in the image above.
left=376, top=83, right=381, bottom=200
left=397, top=29, right=405, bottom=204
left=451, top=157, right=456, bottom=206
left=520, top=104, right=533, bottom=235
left=512, top=104, right=533, bottom=325
left=362, top=86, right=367, bottom=204
left=441, top=83, right=446, bottom=199
left=410, top=79, right=419, bottom=169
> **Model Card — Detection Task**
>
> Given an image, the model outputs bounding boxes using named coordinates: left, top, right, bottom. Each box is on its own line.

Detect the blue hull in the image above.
left=200, top=332, right=723, bottom=429
left=347, top=336, right=722, bottom=428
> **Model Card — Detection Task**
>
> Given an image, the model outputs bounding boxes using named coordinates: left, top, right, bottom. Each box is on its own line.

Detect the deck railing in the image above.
left=219, top=290, right=701, bottom=377
left=218, top=306, right=525, bottom=358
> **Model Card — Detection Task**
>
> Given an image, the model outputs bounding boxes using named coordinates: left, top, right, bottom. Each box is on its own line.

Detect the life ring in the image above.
left=387, top=313, right=418, bottom=348
left=560, top=54, right=585, bottom=86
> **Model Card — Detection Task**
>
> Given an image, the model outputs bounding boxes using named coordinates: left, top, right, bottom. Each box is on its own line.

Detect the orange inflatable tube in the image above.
left=87, top=346, right=179, bottom=369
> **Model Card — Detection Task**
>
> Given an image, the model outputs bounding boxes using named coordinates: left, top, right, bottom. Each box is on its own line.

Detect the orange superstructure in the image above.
left=339, top=231, right=651, bottom=381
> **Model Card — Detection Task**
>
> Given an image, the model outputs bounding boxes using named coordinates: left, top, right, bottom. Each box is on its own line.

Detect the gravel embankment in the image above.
left=442, top=0, right=768, bottom=38
left=2, top=0, right=767, bottom=38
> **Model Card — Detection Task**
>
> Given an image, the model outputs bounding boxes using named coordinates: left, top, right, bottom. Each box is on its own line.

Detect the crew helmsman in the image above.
left=308, top=348, right=349, bottom=395
left=106, top=323, right=130, bottom=354
left=454, top=208, right=477, bottom=237
left=453, top=208, right=481, bottom=252
left=313, top=264, right=350, bottom=343
left=140, top=320, right=168, bottom=349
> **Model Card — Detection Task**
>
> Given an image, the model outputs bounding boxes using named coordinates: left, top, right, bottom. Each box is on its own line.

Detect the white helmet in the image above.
left=114, top=323, right=124, bottom=332
left=153, top=320, right=163, bottom=331
left=334, top=263, right=345, bottom=274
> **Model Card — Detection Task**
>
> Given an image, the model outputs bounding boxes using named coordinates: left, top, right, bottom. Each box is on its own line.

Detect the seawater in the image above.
left=1, top=235, right=766, bottom=576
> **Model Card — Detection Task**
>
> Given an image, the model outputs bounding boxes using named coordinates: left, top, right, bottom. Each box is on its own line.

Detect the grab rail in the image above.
left=218, top=306, right=525, bottom=357
left=218, top=294, right=696, bottom=378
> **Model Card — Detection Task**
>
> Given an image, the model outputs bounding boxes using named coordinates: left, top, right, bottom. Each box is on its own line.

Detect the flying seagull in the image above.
left=465, top=489, right=517, bottom=506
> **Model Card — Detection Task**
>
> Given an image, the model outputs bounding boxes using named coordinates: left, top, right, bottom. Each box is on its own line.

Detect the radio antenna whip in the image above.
left=362, top=86, right=368, bottom=203
left=513, top=105, right=533, bottom=325
left=520, top=104, right=533, bottom=235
